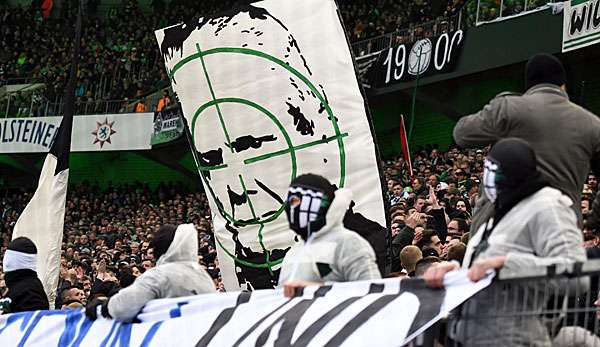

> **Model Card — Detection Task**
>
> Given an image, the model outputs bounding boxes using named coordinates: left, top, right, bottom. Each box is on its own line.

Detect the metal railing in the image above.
left=0, top=85, right=173, bottom=118
left=0, top=93, right=132, bottom=118
left=415, top=261, right=600, bottom=347
left=474, top=0, right=561, bottom=25
left=351, top=16, right=460, bottom=58
left=0, top=76, right=44, bottom=88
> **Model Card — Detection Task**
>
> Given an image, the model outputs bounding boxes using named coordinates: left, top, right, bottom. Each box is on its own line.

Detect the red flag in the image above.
left=400, top=115, right=413, bottom=177
left=41, top=0, right=53, bottom=19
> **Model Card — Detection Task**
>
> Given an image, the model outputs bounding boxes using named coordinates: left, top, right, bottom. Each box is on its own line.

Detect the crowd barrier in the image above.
left=415, top=260, right=600, bottom=347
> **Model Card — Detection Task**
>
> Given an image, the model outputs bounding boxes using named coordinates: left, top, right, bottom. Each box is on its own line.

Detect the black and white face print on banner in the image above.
left=155, top=0, right=387, bottom=291
left=370, top=30, right=465, bottom=88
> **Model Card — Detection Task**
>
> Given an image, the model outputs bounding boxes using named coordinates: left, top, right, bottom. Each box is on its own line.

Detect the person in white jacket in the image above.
left=278, top=174, right=381, bottom=297
left=424, top=138, right=587, bottom=346
left=85, top=224, right=215, bottom=322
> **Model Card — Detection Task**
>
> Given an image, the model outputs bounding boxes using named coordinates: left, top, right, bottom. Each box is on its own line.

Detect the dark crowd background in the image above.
left=0, top=0, right=471, bottom=114
left=0, top=145, right=597, bottom=308
left=0, top=0, right=593, bottom=309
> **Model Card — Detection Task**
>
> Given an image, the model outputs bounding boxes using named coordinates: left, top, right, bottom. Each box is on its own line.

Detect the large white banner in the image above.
left=155, top=0, right=387, bottom=290
left=0, top=272, right=493, bottom=347
left=0, top=113, right=153, bottom=153
left=562, top=0, right=600, bottom=52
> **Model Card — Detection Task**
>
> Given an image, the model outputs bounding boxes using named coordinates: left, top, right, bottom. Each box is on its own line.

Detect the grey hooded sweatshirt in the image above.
left=453, top=84, right=600, bottom=229
left=107, top=224, right=216, bottom=322
left=452, top=187, right=587, bottom=346
left=278, top=188, right=381, bottom=285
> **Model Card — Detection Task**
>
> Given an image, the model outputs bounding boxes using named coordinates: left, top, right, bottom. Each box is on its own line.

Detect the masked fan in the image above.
left=278, top=174, right=381, bottom=297
left=424, top=138, right=586, bottom=346
left=2, top=237, right=49, bottom=313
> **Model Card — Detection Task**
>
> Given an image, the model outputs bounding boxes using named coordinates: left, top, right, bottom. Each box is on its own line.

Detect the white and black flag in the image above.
left=155, top=0, right=389, bottom=291
left=10, top=4, right=81, bottom=307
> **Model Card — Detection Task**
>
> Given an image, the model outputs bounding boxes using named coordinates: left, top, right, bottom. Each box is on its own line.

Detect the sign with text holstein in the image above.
left=0, top=113, right=153, bottom=153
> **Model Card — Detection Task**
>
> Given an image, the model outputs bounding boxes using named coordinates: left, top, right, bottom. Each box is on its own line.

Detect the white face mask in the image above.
left=3, top=249, right=37, bottom=272
left=483, top=159, right=499, bottom=203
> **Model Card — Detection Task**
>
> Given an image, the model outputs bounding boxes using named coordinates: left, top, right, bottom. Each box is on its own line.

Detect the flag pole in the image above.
left=50, top=1, right=81, bottom=161
left=400, top=114, right=414, bottom=178
left=407, top=45, right=423, bottom=142
left=10, top=1, right=82, bottom=308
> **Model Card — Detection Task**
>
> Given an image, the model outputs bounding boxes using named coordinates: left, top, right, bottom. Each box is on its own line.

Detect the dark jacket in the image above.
left=343, top=206, right=388, bottom=275
left=390, top=208, right=448, bottom=272
left=454, top=84, right=600, bottom=229
left=4, top=269, right=49, bottom=313
left=588, top=196, right=600, bottom=229
left=429, top=208, right=448, bottom=243
left=391, top=226, right=414, bottom=272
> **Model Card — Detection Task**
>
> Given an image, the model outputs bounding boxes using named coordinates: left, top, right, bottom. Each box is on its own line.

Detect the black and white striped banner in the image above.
left=0, top=271, right=492, bottom=346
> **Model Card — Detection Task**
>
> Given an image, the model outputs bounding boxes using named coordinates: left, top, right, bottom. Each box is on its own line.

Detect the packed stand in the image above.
left=0, top=181, right=224, bottom=310
left=0, top=0, right=469, bottom=118
left=339, top=0, right=434, bottom=42
left=0, top=145, right=597, bottom=312
left=381, top=145, right=599, bottom=276
left=0, top=0, right=173, bottom=117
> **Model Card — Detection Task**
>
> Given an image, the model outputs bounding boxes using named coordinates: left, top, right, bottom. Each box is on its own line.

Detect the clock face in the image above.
left=408, top=39, right=432, bottom=76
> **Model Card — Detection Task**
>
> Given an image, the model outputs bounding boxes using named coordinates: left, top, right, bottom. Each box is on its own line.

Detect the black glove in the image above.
left=85, top=298, right=111, bottom=320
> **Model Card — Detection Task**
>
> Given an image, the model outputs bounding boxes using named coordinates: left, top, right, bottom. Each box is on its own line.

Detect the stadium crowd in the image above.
left=0, top=0, right=472, bottom=116
left=0, top=181, right=225, bottom=309
left=0, top=144, right=597, bottom=309
left=384, top=145, right=599, bottom=277
left=0, top=0, right=559, bottom=118
left=0, top=0, right=169, bottom=115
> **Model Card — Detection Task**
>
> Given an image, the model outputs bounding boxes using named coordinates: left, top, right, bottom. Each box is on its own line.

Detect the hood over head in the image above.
left=484, top=138, right=547, bottom=222
left=155, top=224, right=198, bottom=265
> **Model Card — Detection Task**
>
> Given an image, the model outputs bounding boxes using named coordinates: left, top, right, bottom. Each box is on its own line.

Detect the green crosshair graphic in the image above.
left=170, top=44, right=348, bottom=272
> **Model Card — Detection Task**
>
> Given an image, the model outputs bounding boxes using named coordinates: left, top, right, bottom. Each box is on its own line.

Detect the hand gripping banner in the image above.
left=155, top=0, right=387, bottom=290
left=0, top=273, right=493, bottom=346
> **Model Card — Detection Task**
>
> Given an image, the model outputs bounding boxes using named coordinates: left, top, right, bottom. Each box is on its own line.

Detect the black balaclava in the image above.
left=151, top=224, right=177, bottom=260
left=8, top=237, right=37, bottom=254
left=483, top=138, right=548, bottom=223
left=285, top=174, right=336, bottom=241
left=525, top=53, right=566, bottom=90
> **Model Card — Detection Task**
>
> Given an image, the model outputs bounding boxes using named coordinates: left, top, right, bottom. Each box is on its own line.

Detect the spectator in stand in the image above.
left=588, top=174, right=598, bottom=196
left=415, top=229, right=443, bottom=257
left=156, top=90, right=172, bottom=112
left=134, top=97, right=147, bottom=113
left=446, top=242, right=466, bottom=264
left=454, top=53, right=600, bottom=233
left=2, top=237, right=49, bottom=313
left=391, top=211, right=425, bottom=270
left=400, top=245, right=422, bottom=277
left=85, top=224, right=216, bottom=322
left=414, top=256, right=440, bottom=277
left=424, top=138, right=587, bottom=346
left=446, top=218, right=467, bottom=242
left=61, top=286, right=86, bottom=308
